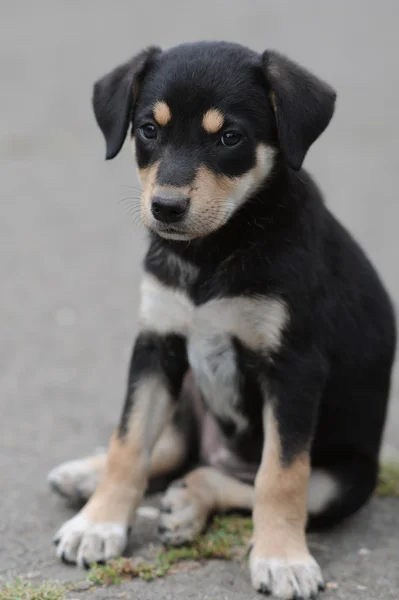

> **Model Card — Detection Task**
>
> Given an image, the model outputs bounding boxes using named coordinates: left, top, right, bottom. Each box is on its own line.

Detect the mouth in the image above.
left=162, top=226, right=181, bottom=234
left=149, top=222, right=194, bottom=241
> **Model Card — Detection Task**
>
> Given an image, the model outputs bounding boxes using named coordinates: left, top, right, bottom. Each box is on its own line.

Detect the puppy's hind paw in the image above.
left=158, top=480, right=208, bottom=546
left=48, top=455, right=105, bottom=504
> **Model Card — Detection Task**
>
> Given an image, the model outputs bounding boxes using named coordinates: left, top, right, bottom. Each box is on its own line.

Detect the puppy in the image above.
left=49, top=42, right=396, bottom=599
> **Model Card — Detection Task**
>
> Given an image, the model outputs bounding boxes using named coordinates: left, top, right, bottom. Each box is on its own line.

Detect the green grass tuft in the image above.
left=88, top=513, right=253, bottom=585
left=88, top=464, right=399, bottom=589
left=376, top=460, right=399, bottom=497
left=4, top=470, right=397, bottom=596
left=2, top=474, right=397, bottom=597
left=0, top=579, right=67, bottom=600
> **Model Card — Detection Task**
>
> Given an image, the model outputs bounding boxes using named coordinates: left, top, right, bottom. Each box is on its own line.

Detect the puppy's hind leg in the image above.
left=48, top=451, right=106, bottom=505
left=48, top=373, right=197, bottom=504
left=48, top=420, right=189, bottom=504
left=158, top=467, right=255, bottom=546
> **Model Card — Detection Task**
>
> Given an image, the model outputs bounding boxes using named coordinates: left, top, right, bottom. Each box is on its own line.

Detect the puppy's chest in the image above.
left=140, top=264, right=288, bottom=427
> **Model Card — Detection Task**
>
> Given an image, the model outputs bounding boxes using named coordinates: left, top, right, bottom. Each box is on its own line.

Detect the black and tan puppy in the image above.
left=49, top=42, right=396, bottom=599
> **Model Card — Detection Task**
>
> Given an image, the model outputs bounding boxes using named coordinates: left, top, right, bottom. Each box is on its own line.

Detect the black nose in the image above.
left=151, top=196, right=189, bottom=224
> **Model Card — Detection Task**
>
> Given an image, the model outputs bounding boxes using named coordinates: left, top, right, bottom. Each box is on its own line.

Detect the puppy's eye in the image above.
left=220, top=131, right=242, bottom=147
left=139, top=123, right=157, bottom=140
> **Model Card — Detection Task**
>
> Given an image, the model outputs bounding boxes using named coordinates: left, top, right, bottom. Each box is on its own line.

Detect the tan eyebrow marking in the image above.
left=153, top=101, right=172, bottom=126
left=202, top=108, right=224, bottom=134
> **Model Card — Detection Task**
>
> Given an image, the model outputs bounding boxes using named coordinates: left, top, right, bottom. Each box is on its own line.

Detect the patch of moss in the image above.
left=87, top=562, right=124, bottom=586
left=0, top=579, right=67, bottom=600
left=88, top=513, right=253, bottom=585
left=376, top=460, right=399, bottom=497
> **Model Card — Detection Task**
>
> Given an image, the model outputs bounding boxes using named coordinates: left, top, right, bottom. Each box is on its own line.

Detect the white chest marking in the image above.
left=188, top=331, right=248, bottom=430
left=139, top=274, right=193, bottom=335
left=139, top=274, right=288, bottom=348
left=139, top=274, right=289, bottom=430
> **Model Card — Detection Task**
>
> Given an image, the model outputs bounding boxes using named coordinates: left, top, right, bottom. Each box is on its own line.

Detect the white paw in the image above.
left=250, top=553, right=324, bottom=599
left=158, top=481, right=208, bottom=546
left=53, top=513, right=128, bottom=567
left=48, top=456, right=104, bottom=503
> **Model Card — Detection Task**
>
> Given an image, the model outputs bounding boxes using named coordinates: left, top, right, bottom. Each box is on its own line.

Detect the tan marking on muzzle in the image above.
left=202, top=108, right=224, bottom=134
left=139, top=161, right=192, bottom=231
left=186, top=166, right=237, bottom=235
left=185, top=144, right=275, bottom=237
left=138, top=144, right=275, bottom=239
left=138, top=161, right=159, bottom=220
left=153, top=101, right=172, bottom=126
left=153, top=184, right=191, bottom=198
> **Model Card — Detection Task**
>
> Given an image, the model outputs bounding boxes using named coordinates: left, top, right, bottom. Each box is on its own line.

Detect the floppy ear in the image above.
left=261, top=51, right=336, bottom=171
left=92, top=46, right=161, bottom=160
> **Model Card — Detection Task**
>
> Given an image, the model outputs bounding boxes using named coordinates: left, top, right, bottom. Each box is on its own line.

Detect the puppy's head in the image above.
left=93, top=42, right=336, bottom=240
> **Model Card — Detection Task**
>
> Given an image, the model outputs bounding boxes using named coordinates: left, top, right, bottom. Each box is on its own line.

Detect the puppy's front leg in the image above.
left=54, top=331, right=188, bottom=567
left=250, top=353, right=326, bottom=600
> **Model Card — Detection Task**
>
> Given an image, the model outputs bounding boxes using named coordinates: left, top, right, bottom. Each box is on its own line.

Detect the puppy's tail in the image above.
left=307, top=457, right=378, bottom=530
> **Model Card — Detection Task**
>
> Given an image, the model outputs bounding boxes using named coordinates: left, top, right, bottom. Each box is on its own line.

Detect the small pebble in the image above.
left=358, top=547, right=371, bottom=556
left=25, top=571, right=41, bottom=579
left=357, top=585, right=368, bottom=591
left=326, top=581, right=338, bottom=590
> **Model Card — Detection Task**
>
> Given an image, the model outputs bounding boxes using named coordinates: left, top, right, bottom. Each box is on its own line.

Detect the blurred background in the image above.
left=0, top=0, right=398, bottom=577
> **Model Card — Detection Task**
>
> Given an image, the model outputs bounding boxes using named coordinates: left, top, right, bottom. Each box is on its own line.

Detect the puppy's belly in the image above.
left=188, top=331, right=248, bottom=433
left=187, top=332, right=259, bottom=483
left=199, top=407, right=259, bottom=484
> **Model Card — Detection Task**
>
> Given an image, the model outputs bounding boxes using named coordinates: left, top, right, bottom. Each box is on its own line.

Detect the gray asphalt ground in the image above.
left=1, top=1, right=398, bottom=598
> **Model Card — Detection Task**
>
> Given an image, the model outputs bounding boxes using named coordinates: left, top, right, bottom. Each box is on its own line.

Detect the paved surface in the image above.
left=1, top=1, right=398, bottom=598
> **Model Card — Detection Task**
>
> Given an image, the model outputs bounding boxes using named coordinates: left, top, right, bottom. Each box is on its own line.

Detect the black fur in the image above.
left=93, top=46, right=161, bottom=159
left=119, top=332, right=188, bottom=436
left=262, top=50, right=336, bottom=170
left=93, top=41, right=396, bottom=529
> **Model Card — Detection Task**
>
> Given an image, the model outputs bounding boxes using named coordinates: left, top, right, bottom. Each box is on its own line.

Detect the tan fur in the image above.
left=154, top=183, right=191, bottom=196
left=83, top=433, right=145, bottom=523
left=141, top=164, right=248, bottom=238
left=79, top=376, right=175, bottom=524
left=188, top=166, right=238, bottom=234
left=252, top=404, right=310, bottom=559
left=159, top=466, right=254, bottom=545
left=153, top=101, right=171, bottom=126
left=185, top=467, right=255, bottom=512
left=138, top=161, right=159, bottom=187
left=49, top=423, right=186, bottom=505
left=138, top=145, right=275, bottom=239
left=149, top=422, right=187, bottom=478
left=202, top=108, right=224, bottom=133
left=79, top=424, right=185, bottom=483
left=140, top=165, right=236, bottom=238
left=138, top=161, right=159, bottom=227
